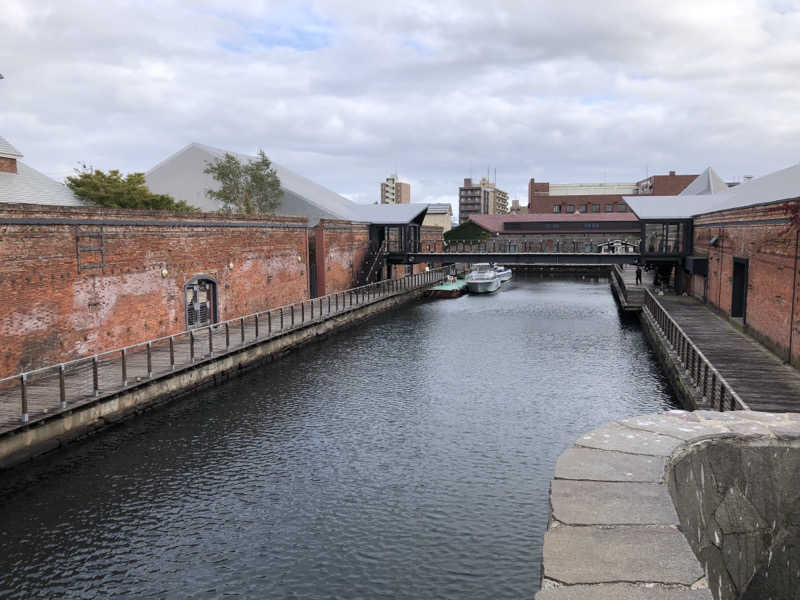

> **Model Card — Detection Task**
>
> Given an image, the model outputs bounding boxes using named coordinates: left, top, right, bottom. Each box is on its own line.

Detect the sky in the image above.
left=2, top=0, right=800, bottom=216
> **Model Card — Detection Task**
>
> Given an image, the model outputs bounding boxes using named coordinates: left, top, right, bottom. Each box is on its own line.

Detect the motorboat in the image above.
left=466, top=263, right=501, bottom=294
left=492, top=264, right=512, bottom=283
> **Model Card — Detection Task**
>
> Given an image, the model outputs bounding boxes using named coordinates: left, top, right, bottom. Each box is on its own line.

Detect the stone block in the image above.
left=542, top=526, right=704, bottom=586
left=555, top=447, right=666, bottom=483
left=551, top=480, right=678, bottom=525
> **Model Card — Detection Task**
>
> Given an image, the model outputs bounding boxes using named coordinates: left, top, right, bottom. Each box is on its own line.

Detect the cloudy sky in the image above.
left=2, top=1, right=800, bottom=215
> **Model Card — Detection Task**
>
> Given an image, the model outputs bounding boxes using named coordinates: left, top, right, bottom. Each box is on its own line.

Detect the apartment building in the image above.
left=458, top=177, right=508, bottom=224
left=380, top=174, right=411, bottom=204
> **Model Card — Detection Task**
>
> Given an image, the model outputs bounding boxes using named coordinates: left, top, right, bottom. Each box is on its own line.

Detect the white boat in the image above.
left=492, top=264, right=512, bottom=283
left=466, top=263, right=501, bottom=294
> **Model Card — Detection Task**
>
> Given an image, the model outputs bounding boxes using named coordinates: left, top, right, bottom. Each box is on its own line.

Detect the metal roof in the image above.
left=626, top=162, right=800, bottom=220
left=147, top=143, right=426, bottom=225
left=413, top=202, right=451, bottom=215
left=0, top=161, right=83, bottom=206
left=0, top=136, right=22, bottom=158
left=679, top=167, right=728, bottom=195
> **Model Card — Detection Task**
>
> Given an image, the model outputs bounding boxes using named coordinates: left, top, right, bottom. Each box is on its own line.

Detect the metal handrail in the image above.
left=0, top=266, right=453, bottom=424
left=642, top=289, right=748, bottom=412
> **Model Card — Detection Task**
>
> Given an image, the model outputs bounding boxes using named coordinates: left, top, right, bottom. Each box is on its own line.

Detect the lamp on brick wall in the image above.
left=710, top=236, right=720, bottom=247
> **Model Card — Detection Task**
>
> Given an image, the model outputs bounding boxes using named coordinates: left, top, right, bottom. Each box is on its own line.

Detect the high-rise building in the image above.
left=380, top=174, right=410, bottom=204
left=458, top=177, right=507, bottom=224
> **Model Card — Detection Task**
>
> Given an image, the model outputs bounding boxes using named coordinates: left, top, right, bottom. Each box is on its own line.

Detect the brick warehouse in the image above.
left=626, top=164, right=800, bottom=368
left=0, top=203, right=310, bottom=377
left=691, top=198, right=800, bottom=365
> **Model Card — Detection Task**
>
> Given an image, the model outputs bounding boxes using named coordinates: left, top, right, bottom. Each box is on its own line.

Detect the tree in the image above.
left=203, top=150, right=282, bottom=215
left=67, top=166, right=198, bottom=212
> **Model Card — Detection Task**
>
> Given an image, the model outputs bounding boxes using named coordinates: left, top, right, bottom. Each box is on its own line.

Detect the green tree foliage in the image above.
left=203, top=150, right=282, bottom=215
left=66, top=166, right=198, bottom=212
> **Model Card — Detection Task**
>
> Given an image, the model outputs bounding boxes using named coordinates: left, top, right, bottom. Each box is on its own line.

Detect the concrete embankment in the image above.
left=0, top=286, right=428, bottom=470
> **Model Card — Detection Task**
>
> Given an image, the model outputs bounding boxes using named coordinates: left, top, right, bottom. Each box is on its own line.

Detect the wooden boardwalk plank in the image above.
left=657, top=295, right=800, bottom=413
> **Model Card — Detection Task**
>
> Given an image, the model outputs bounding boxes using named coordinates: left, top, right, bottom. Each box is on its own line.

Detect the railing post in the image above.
left=59, top=364, right=66, bottom=408
left=147, top=342, right=153, bottom=377
left=291, top=304, right=295, bottom=326
left=328, top=295, right=331, bottom=315
left=255, top=314, right=260, bottom=338
left=208, top=326, right=213, bottom=357
left=93, top=355, right=100, bottom=394
left=225, top=322, right=230, bottom=349
left=121, top=348, right=128, bottom=387
left=190, top=331, right=195, bottom=362
left=311, top=299, right=314, bottom=319
left=268, top=310, right=272, bottom=334
left=169, top=337, right=175, bottom=371
left=241, top=317, right=245, bottom=343
left=20, top=374, right=28, bottom=424
left=336, top=293, right=339, bottom=312
left=719, top=386, right=726, bottom=412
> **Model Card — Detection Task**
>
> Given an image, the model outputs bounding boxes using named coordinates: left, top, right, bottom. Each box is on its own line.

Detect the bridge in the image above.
left=387, top=239, right=640, bottom=266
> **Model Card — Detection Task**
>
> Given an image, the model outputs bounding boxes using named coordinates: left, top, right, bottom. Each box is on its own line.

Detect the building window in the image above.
left=579, top=204, right=587, bottom=213
left=591, top=204, right=600, bottom=213
left=616, top=204, right=627, bottom=212
left=552, top=205, right=562, bottom=213
left=566, top=204, right=575, bottom=213
left=604, top=204, right=613, bottom=212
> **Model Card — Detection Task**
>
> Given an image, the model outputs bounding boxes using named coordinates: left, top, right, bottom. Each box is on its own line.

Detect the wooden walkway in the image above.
left=657, top=295, right=800, bottom=413
left=610, top=265, right=653, bottom=310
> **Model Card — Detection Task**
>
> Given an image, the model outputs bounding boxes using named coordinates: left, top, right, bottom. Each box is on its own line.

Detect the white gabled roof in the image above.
left=0, top=136, right=23, bottom=159
left=0, top=161, right=83, bottom=206
left=626, top=162, right=800, bottom=220
left=147, top=142, right=427, bottom=225
left=679, top=167, right=728, bottom=196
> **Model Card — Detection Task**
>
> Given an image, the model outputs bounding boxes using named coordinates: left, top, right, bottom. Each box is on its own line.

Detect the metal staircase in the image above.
left=356, top=240, right=387, bottom=286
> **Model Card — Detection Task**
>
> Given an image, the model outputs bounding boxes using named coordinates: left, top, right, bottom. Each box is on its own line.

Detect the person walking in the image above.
left=635, top=265, right=643, bottom=286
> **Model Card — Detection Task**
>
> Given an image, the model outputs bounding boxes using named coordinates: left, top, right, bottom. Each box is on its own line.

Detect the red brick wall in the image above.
left=0, top=203, right=309, bottom=376
left=0, top=157, right=17, bottom=174
left=528, top=194, right=628, bottom=214
left=313, top=220, right=370, bottom=296
left=692, top=199, right=800, bottom=364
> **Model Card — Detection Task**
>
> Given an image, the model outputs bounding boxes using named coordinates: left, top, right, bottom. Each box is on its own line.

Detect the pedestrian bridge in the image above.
left=390, top=239, right=640, bottom=266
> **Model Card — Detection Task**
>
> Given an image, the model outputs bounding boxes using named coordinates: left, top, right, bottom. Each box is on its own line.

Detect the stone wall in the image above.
left=669, top=435, right=800, bottom=599
left=0, top=203, right=309, bottom=376
left=692, top=199, right=800, bottom=364
left=538, top=410, right=800, bottom=600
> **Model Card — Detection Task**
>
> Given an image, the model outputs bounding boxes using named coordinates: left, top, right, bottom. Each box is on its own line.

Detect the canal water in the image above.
left=0, top=275, right=678, bottom=599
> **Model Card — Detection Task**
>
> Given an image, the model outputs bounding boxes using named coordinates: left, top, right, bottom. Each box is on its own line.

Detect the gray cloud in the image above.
left=2, top=0, right=799, bottom=213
